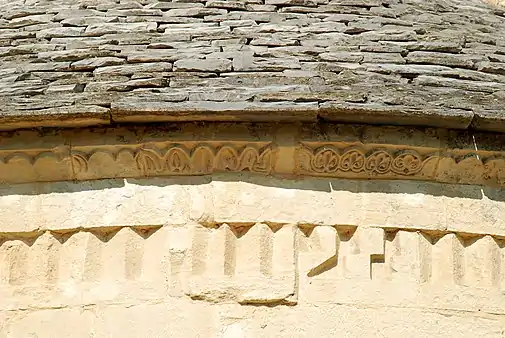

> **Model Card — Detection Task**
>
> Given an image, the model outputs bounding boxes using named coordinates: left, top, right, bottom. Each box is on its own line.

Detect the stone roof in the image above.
left=1, top=0, right=505, bottom=131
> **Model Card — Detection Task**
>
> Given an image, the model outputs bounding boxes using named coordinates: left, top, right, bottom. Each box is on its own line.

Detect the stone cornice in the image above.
left=1, top=122, right=505, bottom=186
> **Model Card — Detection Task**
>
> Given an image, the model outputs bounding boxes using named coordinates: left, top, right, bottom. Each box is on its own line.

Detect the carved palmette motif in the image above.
left=6, top=140, right=505, bottom=186
left=297, top=145, right=430, bottom=176
left=135, top=144, right=272, bottom=175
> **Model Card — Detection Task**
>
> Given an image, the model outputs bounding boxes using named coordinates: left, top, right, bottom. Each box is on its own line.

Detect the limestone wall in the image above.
left=1, top=175, right=505, bottom=337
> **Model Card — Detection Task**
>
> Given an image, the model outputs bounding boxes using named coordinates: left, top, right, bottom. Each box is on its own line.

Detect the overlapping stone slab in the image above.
left=0, top=0, right=505, bottom=131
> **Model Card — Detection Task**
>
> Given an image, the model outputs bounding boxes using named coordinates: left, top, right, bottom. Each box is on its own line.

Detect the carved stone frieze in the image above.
left=1, top=123, right=505, bottom=186
left=134, top=144, right=272, bottom=176
left=296, top=145, right=434, bottom=176
left=69, top=143, right=272, bottom=179
left=295, top=142, right=505, bottom=185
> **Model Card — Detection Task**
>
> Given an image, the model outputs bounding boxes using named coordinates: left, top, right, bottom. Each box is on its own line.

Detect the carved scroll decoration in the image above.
left=70, top=143, right=272, bottom=176
left=135, top=144, right=272, bottom=175
left=2, top=139, right=505, bottom=186
left=296, top=145, right=432, bottom=176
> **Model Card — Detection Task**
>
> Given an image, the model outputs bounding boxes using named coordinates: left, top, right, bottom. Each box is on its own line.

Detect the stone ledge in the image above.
left=0, top=122, right=505, bottom=187
left=2, top=176, right=505, bottom=236
left=2, top=103, right=504, bottom=133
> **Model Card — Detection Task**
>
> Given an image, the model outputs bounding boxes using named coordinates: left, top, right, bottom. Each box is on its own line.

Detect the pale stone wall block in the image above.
left=338, top=227, right=384, bottom=280
left=2, top=178, right=505, bottom=236
left=430, top=233, right=458, bottom=284
left=457, top=235, right=501, bottom=288
left=384, top=230, right=431, bottom=283
left=187, top=223, right=296, bottom=304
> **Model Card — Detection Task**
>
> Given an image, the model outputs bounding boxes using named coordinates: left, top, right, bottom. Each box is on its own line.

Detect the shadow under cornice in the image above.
left=0, top=173, right=503, bottom=202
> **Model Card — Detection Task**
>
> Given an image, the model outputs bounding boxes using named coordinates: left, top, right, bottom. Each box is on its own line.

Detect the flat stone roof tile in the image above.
left=0, top=0, right=504, bottom=131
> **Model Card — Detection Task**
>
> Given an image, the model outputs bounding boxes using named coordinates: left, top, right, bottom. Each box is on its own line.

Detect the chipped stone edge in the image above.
left=1, top=102, right=504, bottom=132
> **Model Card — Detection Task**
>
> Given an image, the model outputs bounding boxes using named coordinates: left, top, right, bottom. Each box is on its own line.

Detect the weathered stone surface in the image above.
left=173, top=58, right=232, bottom=72
left=478, top=61, right=505, bottom=75
left=60, top=16, right=119, bottom=27
left=70, top=57, right=125, bottom=70
left=85, top=22, right=158, bottom=36
left=0, top=173, right=504, bottom=335
left=0, top=104, right=110, bottom=129
left=406, top=51, right=485, bottom=69
left=233, top=54, right=301, bottom=71
left=45, top=84, right=86, bottom=93
left=84, top=77, right=167, bottom=92
left=0, top=0, right=505, bottom=132
left=0, top=121, right=504, bottom=188
left=206, top=0, right=247, bottom=11
left=414, top=75, right=505, bottom=93
left=0, top=116, right=503, bottom=336
left=38, top=49, right=116, bottom=62
left=111, top=100, right=318, bottom=122
left=4, top=14, right=53, bottom=28
left=94, top=62, right=173, bottom=75
left=2, top=301, right=504, bottom=337
left=36, top=27, right=85, bottom=39
left=319, top=102, right=474, bottom=129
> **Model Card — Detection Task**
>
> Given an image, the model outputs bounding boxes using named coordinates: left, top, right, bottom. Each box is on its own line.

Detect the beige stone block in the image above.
left=434, top=156, right=505, bottom=186
left=0, top=188, right=43, bottom=233
left=2, top=301, right=503, bottom=338
left=456, top=235, right=501, bottom=288
left=133, top=226, right=172, bottom=291
left=430, top=233, right=458, bottom=284
left=0, top=178, right=212, bottom=231
left=298, top=226, right=338, bottom=276
left=295, top=228, right=505, bottom=313
left=211, top=176, right=361, bottom=225
left=298, top=226, right=338, bottom=303
left=0, top=240, right=8, bottom=287
left=166, top=225, right=193, bottom=297
left=382, top=231, right=503, bottom=289
left=73, top=225, right=191, bottom=302
left=384, top=230, right=431, bottom=283
left=187, top=223, right=296, bottom=304
left=445, top=193, right=505, bottom=236
left=94, top=301, right=218, bottom=338
left=243, top=303, right=504, bottom=338
left=0, top=152, right=73, bottom=184
left=0, top=233, right=58, bottom=289
left=56, top=231, right=89, bottom=285
left=1, top=176, right=505, bottom=237
left=3, top=307, right=97, bottom=338
left=338, top=227, right=384, bottom=280
left=300, top=277, right=505, bottom=314
left=1, top=239, right=30, bottom=287
left=189, top=223, right=234, bottom=280
left=358, top=181, right=447, bottom=230
left=0, top=226, right=196, bottom=310
left=299, top=226, right=387, bottom=302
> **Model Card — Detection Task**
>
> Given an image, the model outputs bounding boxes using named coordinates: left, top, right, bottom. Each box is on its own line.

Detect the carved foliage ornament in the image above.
left=71, top=144, right=272, bottom=176
left=297, top=145, right=429, bottom=176
left=135, top=144, right=272, bottom=175
left=8, top=141, right=505, bottom=186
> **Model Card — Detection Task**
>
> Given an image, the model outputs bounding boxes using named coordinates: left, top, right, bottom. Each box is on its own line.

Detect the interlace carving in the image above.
left=3, top=134, right=505, bottom=186
left=297, top=145, right=429, bottom=176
